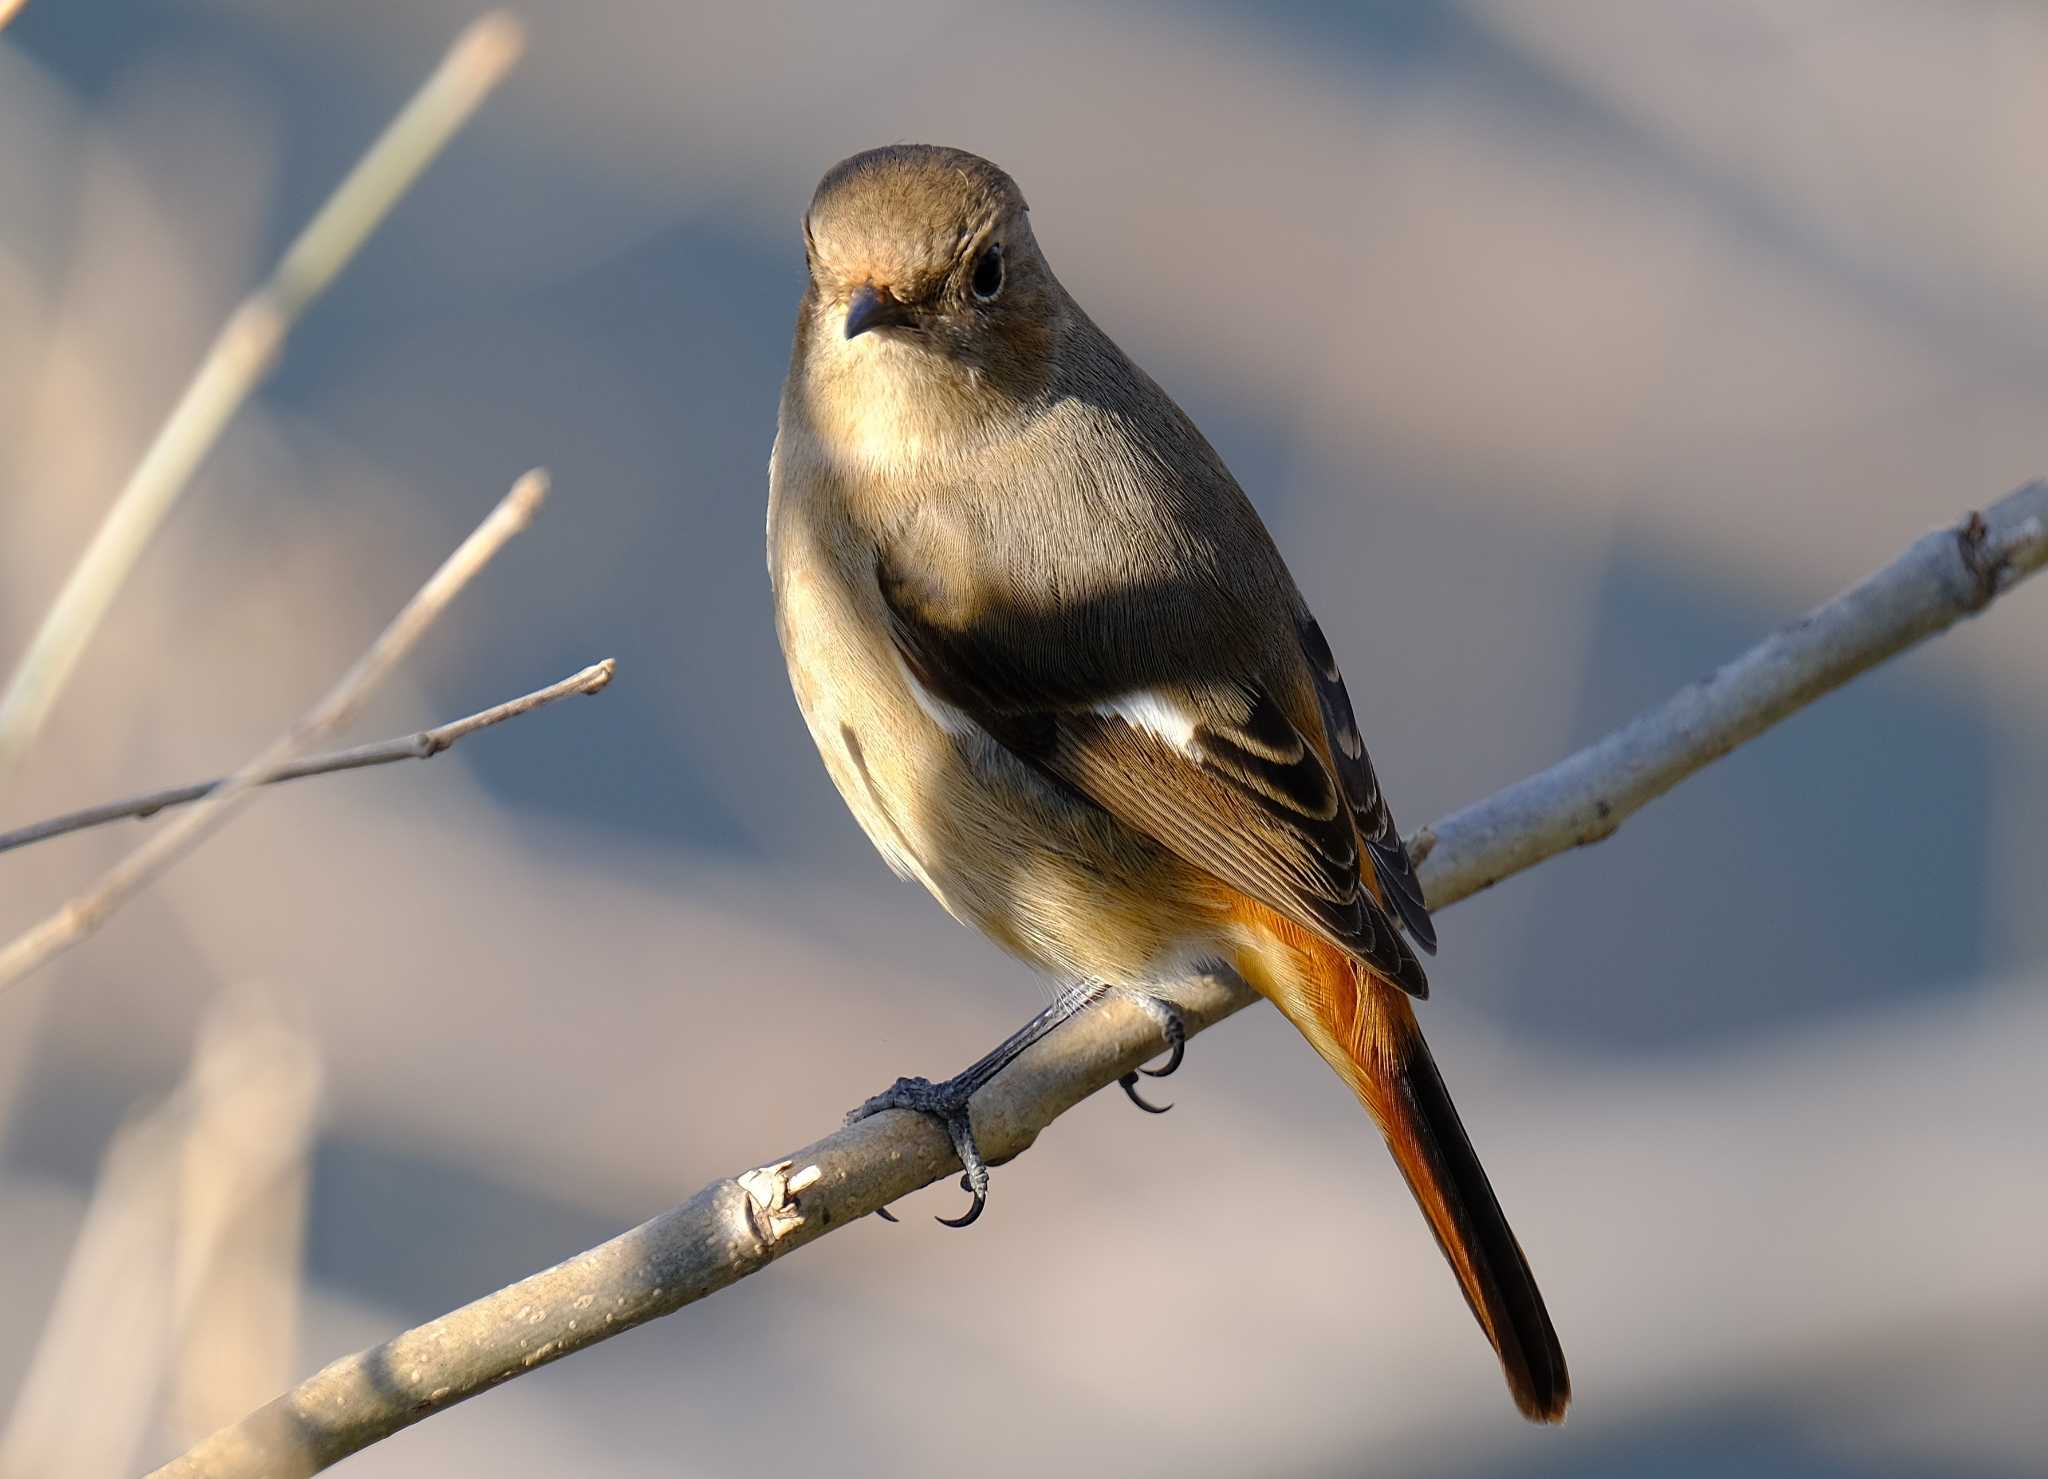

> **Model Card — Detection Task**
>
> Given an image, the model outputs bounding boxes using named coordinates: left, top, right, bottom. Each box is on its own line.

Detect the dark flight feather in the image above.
left=879, top=558, right=1429, bottom=997
left=1295, top=613, right=1437, bottom=953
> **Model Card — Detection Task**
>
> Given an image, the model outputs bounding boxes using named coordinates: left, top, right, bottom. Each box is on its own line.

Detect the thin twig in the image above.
left=0, top=471, right=550, bottom=994
left=0, top=13, right=525, bottom=780
left=147, top=480, right=2048, bottom=1479
left=0, top=661, right=617, bottom=856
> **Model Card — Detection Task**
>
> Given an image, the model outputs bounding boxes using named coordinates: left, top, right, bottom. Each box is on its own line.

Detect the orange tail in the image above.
left=1237, top=914, right=1570, bottom=1422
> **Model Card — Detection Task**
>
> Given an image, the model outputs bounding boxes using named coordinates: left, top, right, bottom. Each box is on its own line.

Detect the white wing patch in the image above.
left=1096, top=690, right=1199, bottom=756
left=897, top=665, right=1199, bottom=760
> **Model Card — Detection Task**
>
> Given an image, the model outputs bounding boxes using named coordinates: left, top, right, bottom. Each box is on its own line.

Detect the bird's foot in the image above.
left=846, top=1074, right=990, bottom=1227
left=1118, top=996, right=1187, bottom=1114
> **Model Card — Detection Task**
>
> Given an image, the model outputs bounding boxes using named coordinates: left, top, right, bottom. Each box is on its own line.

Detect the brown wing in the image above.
left=878, top=557, right=1429, bottom=997
left=1295, top=613, right=1437, bottom=953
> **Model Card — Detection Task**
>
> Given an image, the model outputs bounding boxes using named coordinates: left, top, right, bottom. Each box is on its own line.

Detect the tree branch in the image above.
left=1407, top=479, right=2048, bottom=906
left=0, top=471, right=551, bottom=994
left=0, top=660, right=616, bottom=856
left=148, top=482, right=2047, bottom=1479
left=0, top=13, right=524, bottom=779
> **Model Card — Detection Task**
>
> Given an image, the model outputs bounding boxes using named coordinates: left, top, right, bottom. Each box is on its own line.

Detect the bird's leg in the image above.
left=1117, top=992, right=1187, bottom=1114
left=849, top=981, right=1107, bottom=1226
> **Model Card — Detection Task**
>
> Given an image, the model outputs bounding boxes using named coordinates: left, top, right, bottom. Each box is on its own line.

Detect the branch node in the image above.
left=1956, top=510, right=1999, bottom=610
left=736, top=1161, right=821, bottom=1244
left=1576, top=796, right=1620, bottom=847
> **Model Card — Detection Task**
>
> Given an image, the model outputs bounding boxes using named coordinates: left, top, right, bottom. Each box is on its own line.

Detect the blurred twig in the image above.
left=148, top=480, right=2048, bottom=1479
left=0, top=471, right=550, bottom=993
left=0, top=13, right=525, bottom=781
left=166, top=995, right=326, bottom=1451
left=0, top=660, right=616, bottom=856
left=0, top=991, right=321, bottom=1479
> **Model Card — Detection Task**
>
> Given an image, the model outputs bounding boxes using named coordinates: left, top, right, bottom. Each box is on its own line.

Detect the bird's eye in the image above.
left=971, top=244, right=1004, bottom=301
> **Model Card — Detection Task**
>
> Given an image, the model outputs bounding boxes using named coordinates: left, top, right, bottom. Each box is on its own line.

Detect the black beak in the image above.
left=844, top=284, right=912, bottom=339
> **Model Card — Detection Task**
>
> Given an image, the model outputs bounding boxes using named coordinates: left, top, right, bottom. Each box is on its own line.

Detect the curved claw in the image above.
left=846, top=1074, right=995, bottom=1228
left=935, top=1108, right=991, bottom=1228
left=1138, top=1033, right=1185, bottom=1080
left=935, top=1172, right=987, bottom=1228
left=1119, top=1070, right=1172, bottom=1114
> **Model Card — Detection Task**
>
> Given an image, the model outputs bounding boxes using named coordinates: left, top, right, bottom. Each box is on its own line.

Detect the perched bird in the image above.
left=767, top=144, right=1569, bottom=1423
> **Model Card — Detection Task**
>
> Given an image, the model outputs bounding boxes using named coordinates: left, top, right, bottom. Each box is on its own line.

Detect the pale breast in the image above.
left=771, top=487, right=956, bottom=905
left=767, top=425, right=1228, bottom=989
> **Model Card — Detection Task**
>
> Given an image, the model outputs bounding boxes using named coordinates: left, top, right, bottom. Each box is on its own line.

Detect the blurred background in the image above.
left=2, top=2, right=2045, bottom=1475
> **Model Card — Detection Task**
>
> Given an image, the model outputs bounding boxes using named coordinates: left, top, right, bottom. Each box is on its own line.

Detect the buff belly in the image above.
left=774, top=558, right=1224, bottom=992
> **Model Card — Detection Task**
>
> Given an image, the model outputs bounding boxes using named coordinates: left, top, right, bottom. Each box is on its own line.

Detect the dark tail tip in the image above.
left=1397, top=1031, right=1571, bottom=1424
left=1500, top=1231, right=1572, bottom=1423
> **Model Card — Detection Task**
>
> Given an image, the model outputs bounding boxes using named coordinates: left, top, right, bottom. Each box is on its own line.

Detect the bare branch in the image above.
left=0, top=661, right=616, bottom=856
left=0, top=471, right=550, bottom=993
left=147, top=483, right=2048, bottom=1479
left=0, top=13, right=525, bottom=779
left=1405, top=478, right=2048, bottom=907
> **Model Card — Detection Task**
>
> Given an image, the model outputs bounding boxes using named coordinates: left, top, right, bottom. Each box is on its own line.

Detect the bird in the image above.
left=766, top=143, right=1569, bottom=1423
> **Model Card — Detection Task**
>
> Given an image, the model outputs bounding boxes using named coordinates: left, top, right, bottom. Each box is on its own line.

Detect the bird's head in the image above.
left=799, top=145, right=1059, bottom=413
